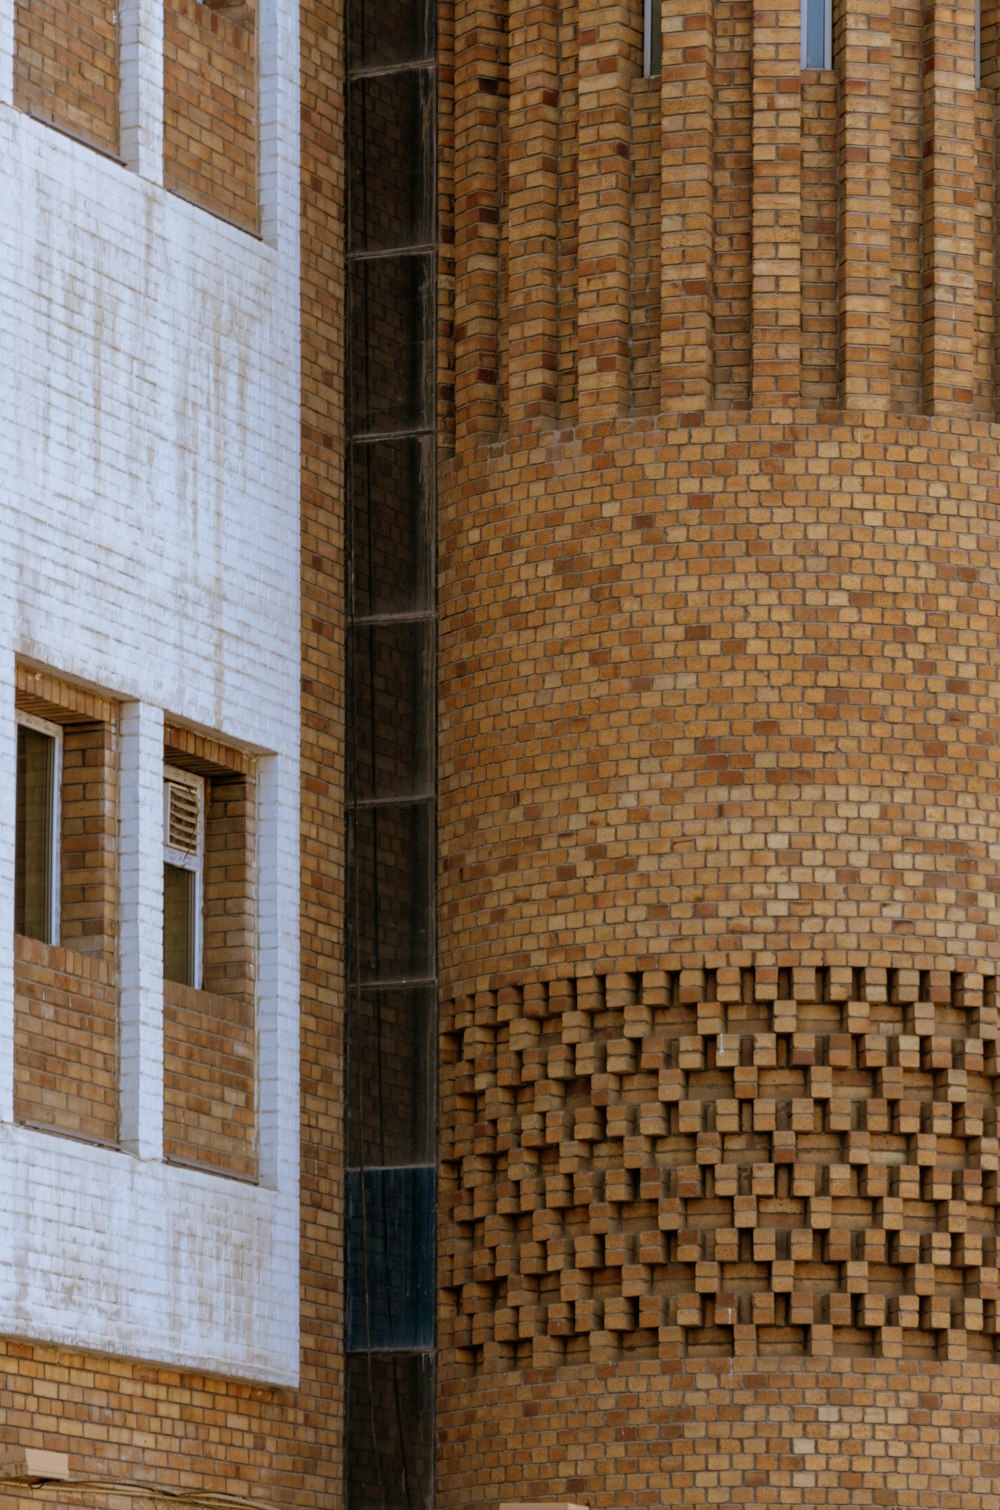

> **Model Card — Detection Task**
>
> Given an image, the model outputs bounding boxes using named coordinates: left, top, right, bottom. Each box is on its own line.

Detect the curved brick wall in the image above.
left=437, top=1358, right=1000, bottom=1510
left=439, top=416, right=1000, bottom=996
left=436, top=0, right=1000, bottom=1499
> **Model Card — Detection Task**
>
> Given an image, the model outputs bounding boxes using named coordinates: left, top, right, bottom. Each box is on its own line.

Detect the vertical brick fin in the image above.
left=712, top=0, right=753, bottom=406
left=506, top=0, right=560, bottom=432
left=890, top=0, right=924, bottom=411
left=975, top=0, right=1000, bottom=417
left=838, top=0, right=893, bottom=410
left=660, top=0, right=716, bottom=414
left=800, top=73, right=839, bottom=406
left=439, top=0, right=458, bottom=442
left=576, top=0, right=640, bottom=418
left=557, top=3, right=580, bottom=417
left=921, top=0, right=977, bottom=414
left=453, top=0, right=507, bottom=446
left=750, top=0, right=801, bottom=410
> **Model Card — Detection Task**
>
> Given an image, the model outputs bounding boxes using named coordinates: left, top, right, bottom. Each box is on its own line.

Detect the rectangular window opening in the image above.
left=15, top=713, right=61, bottom=945
left=163, top=765, right=204, bottom=988
left=643, top=0, right=662, bottom=76
left=801, top=0, right=831, bottom=69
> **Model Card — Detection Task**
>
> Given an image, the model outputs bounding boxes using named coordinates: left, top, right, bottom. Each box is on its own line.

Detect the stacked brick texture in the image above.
left=163, top=0, right=258, bottom=231
left=442, top=962, right=1000, bottom=1365
left=14, top=0, right=257, bottom=227
left=437, top=0, right=1000, bottom=1502
left=442, top=0, right=1000, bottom=431
left=14, top=0, right=118, bottom=155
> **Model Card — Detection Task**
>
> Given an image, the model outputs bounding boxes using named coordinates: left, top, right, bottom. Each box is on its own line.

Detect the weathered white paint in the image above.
left=0, top=0, right=300, bottom=1386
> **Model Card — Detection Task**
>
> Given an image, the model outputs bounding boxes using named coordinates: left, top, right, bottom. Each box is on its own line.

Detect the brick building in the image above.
left=3, top=0, right=1000, bottom=1506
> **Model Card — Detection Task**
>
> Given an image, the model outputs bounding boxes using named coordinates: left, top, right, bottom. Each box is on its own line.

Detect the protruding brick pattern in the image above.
left=14, top=0, right=118, bottom=155
left=163, top=0, right=257, bottom=232
left=14, top=935, right=117, bottom=1144
left=443, top=0, right=1000, bottom=425
left=442, top=960, right=1000, bottom=1367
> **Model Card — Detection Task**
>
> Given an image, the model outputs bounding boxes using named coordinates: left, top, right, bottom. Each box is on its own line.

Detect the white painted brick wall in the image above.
left=0, top=0, right=301, bottom=1387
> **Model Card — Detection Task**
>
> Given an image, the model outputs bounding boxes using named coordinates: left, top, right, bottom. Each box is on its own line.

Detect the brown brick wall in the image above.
left=163, top=0, right=258, bottom=233
left=0, top=0, right=344, bottom=1490
left=163, top=977, right=256, bottom=1178
left=437, top=1357, right=1000, bottom=1510
left=14, top=0, right=118, bottom=155
left=443, top=0, right=1000, bottom=423
left=442, top=958, right=1000, bottom=1369
left=60, top=720, right=117, bottom=957
left=14, top=934, right=117, bottom=1143
left=438, top=414, right=1000, bottom=995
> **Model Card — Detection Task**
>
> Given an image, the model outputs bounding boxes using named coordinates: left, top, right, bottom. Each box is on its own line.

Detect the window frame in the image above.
left=801, top=0, right=832, bottom=69
left=643, top=0, right=662, bottom=77
left=15, top=709, right=62, bottom=946
left=163, top=763, right=205, bottom=989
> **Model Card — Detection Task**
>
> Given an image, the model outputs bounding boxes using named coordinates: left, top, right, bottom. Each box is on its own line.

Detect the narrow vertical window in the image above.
left=975, top=0, right=981, bottom=87
left=163, top=766, right=204, bottom=987
left=15, top=713, right=61, bottom=944
left=801, top=0, right=831, bottom=68
left=644, top=0, right=662, bottom=76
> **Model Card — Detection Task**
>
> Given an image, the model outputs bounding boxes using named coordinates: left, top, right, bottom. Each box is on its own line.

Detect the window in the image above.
left=15, top=712, right=61, bottom=944
left=163, top=765, right=204, bottom=987
left=643, top=0, right=662, bottom=76
left=801, top=0, right=831, bottom=68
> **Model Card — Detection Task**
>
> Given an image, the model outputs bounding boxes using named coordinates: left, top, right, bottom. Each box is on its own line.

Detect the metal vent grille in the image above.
left=165, top=776, right=200, bottom=856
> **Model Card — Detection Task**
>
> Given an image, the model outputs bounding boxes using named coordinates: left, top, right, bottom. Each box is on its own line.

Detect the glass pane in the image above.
left=15, top=726, right=55, bottom=943
left=802, top=0, right=829, bottom=67
left=349, top=68, right=434, bottom=254
left=348, top=987, right=435, bottom=1166
left=346, top=1352, right=434, bottom=1510
left=350, top=253, right=434, bottom=435
left=352, top=620, right=434, bottom=802
left=347, top=1167, right=435, bottom=1350
left=164, top=862, right=196, bottom=986
left=350, top=437, right=433, bottom=618
left=351, top=801, right=434, bottom=983
left=645, top=0, right=662, bottom=75
left=348, top=0, right=433, bottom=70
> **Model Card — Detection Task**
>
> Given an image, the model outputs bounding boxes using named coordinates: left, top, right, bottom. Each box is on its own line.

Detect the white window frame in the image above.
left=15, top=710, right=62, bottom=947
left=801, top=0, right=832, bottom=69
left=163, top=763, right=204, bottom=989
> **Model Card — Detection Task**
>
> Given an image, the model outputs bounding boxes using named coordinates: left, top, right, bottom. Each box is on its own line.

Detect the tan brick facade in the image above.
left=1, top=0, right=342, bottom=1496
left=437, top=0, right=1000, bottom=1502
left=163, top=0, right=258, bottom=231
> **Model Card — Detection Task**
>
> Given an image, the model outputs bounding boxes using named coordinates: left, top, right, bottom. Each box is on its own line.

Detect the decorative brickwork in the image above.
left=14, top=0, right=118, bottom=155
left=442, top=960, right=1000, bottom=1367
left=163, top=0, right=258, bottom=232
